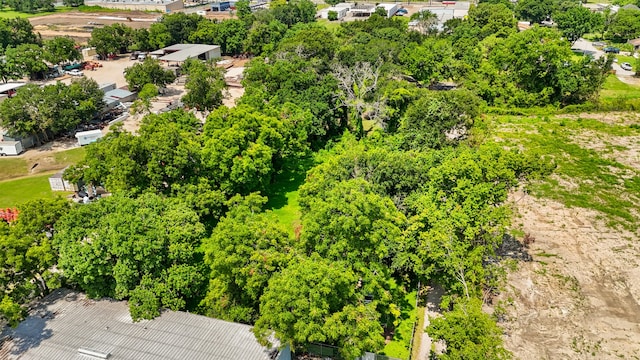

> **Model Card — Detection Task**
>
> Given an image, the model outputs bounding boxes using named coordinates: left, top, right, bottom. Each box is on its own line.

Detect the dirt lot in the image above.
left=28, top=10, right=235, bottom=42
left=492, top=192, right=640, bottom=359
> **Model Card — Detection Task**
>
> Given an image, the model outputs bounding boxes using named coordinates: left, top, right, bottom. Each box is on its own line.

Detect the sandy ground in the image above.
left=490, top=191, right=640, bottom=359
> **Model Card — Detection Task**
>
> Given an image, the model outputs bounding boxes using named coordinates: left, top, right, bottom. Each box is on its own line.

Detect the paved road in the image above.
left=572, top=38, right=637, bottom=81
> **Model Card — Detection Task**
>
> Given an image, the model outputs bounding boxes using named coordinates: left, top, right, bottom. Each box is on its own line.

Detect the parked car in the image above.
left=620, top=62, right=633, bottom=71
left=67, top=69, right=84, bottom=76
left=603, top=47, right=620, bottom=54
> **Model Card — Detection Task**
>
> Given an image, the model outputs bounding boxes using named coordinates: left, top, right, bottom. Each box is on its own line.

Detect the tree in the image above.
left=253, top=256, right=385, bottom=359
left=88, top=23, right=132, bottom=58
left=201, top=194, right=293, bottom=323
left=63, top=0, right=83, bottom=6
left=44, top=36, right=81, bottom=65
left=608, top=8, right=640, bottom=41
left=236, top=0, right=254, bottom=25
left=332, top=60, right=384, bottom=137
left=244, top=20, right=287, bottom=55
left=399, top=90, right=483, bottom=149
left=328, top=10, right=338, bottom=21
left=427, top=299, right=511, bottom=360
left=410, top=10, right=438, bottom=34
left=216, top=19, right=248, bottom=55
left=131, top=83, right=158, bottom=114
left=124, top=57, right=176, bottom=92
left=4, top=43, right=48, bottom=80
left=53, top=194, right=207, bottom=320
left=182, top=59, right=227, bottom=111
left=270, top=0, right=316, bottom=27
left=6, top=0, right=53, bottom=12
left=0, top=198, right=69, bottom=325
left=467, top=2, right=517, bottom=39
left=300, top=179, right=406, bottom=270
left=515, top=0, right=555, bottom=23
left=152, top=13, right=204, bottom=45
left=554, top=6, right=603, bottom=44
left=0, top=18, right=40, bottom=51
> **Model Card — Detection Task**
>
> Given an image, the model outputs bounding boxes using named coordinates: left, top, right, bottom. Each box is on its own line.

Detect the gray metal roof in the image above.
left=104, top=89, right=135, bottom=99
left=0, top=82, right=25, bottom=94
left=2, top=289, right=276, bottom=360
left=159, top=44, right=220, bottom=62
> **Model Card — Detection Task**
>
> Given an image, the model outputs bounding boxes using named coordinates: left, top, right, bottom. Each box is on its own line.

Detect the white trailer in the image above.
left=0, top=141, right=23, bottom=156
left=75, top=130, right=103, bottom=146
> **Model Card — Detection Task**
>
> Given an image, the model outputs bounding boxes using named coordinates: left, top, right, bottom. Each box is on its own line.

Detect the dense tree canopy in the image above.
left=182, top=58, right=227, bottom=111
left=124, top=57, right=176, bottom=92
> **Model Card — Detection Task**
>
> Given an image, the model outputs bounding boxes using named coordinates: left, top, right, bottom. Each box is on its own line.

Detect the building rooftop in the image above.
left=105, top=88, right=135, bottom=99
left=158, top=44, right=220, bottom=62
left=1, top=289, right=279, bottom=360
left=0, top=82, right=25, bottom=94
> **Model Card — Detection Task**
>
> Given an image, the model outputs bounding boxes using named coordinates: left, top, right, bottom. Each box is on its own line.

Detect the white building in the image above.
left=320, top=2, right=353, bottom=19
left=75, top=129, right=104, bottom=146
left=376, top=3, right=399, bottom=18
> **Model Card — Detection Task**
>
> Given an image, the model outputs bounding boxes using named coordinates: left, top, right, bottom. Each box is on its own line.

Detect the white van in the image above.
left=196, top=10, right=207, bottom=16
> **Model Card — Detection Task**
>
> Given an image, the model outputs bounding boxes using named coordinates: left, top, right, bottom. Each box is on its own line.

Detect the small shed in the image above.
left=75, top=130, right=103, bottom=146
left=49, top=171, right=78, bottom=192
left=628, top=38, right=640, bottom=51
left=0, top=141, right=23, bottom=156
left=99, top=82, right=117, bottom=93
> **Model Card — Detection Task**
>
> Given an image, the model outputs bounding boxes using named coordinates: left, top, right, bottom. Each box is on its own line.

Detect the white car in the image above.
left=620, top=62, right=633, bottom=71
left=67, top=69, right=84, bottom=76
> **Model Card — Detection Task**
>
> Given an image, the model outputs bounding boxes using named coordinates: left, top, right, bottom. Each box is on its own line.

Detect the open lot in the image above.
left=486, top=111, right=640, bottom=359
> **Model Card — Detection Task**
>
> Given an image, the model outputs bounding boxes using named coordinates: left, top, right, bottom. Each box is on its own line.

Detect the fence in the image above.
left=303, top=343, right=403, bottom=360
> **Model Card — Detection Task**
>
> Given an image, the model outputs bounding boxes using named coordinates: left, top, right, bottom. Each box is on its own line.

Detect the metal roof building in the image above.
left=1, top=289, right=284, bottom=360
left=156, top=44, right=222, bottom=63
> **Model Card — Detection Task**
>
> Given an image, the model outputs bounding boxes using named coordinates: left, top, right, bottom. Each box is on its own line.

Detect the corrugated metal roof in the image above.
left=3, top=289, right=275, bottom=360
left=159, top=44, right=220, bottom=62
left=104, top=89, right=134, bottom=99
left=0, top=82, right=25, bottom=93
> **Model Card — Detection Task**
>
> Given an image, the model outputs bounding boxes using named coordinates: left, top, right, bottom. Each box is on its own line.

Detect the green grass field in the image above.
left=0, top=6, right=75, bottom=18
left=600, top=75, right=640, bottom=101
left=487, top=113, right=640, bottom=229
left=0, top=173, right=71, bottom=207
left=265, top=158, right=314, bottom=235
left=0, top=147, right=86, bottom=181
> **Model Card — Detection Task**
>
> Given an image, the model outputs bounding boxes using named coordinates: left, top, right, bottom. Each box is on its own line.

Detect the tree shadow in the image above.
left=264, top=157, right=315, bottom=211
left=494, top=234, right=532, bottom=262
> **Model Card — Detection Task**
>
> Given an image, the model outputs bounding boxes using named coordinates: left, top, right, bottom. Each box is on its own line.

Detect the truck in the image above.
left=0, top=141, right=23, bottom=156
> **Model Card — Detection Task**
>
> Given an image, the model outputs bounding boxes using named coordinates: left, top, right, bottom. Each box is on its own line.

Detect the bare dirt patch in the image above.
left=491, top=192, right=640, bottom=359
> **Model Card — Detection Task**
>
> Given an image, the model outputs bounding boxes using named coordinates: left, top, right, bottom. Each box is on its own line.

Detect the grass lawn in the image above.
left=382, top=290, right=418, bottom=359
left=0, top=173, right=71, bottom=208
left=486, top=113, right=640, bottom=229
left=0, top=147, right=86, bottom=182
left=317, top=18, right=342, bottom=31
left=600, top=75, right=640, bottom=101
left=0, top=6, right=74, bottom=18
left=265, top=158, right=314, bottom=235
left=616, top=55, right=636, bottom=65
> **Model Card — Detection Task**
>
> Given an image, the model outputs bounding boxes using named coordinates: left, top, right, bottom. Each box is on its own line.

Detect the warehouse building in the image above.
left=151, top=44, right=222, bottom=64
left=1, top=288, right=289, bottom=360
left=84, top=0, right=184, bottom=13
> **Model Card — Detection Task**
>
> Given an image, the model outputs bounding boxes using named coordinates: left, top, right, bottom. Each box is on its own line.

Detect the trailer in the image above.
left=75, top=130, right=103, bottom=146
left=0, top=141, right=23, bottom=156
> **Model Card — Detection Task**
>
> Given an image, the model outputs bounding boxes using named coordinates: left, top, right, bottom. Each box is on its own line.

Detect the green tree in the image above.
left=253, top=256, right=385, bottom=359
left=63, top=0, right=83, bottom=6
left=328, top=10, right=338, bottom=21
left=131, top=83, right=158, bottom=114
left=88, top=23, right=132, bottom=58
left=244, top=20, right=287, bottom=55
left=399, top=89, right=483, bottom=149
left=236, top=0, right=254, bottom=25
left=124, top=57, right=176, bottom=92
left=515, top=0, right=555, bottom=23
left=270, top=0, right=316, bottom=27
left=608, top=8, right=640, bottom=41
left=467, top=2, right=517, bottom=39
left=427, top=299, right=511, bottom=360
left=44, top=36, right=81, bottom=65
left=54, top=194, right=207, bottom=320
left=152, top=12, right=204, bottom=45
left=554, top=6, right=603, bottom=44
left=182, top=59, right=227, bottom=111
left=0, top=18, right=40, bottom=51
left=201, top=194, right=293, bottom=323
left=4, top=43, right=48, bottom=80
left=410, top=10, right=438, bottom=34
left=216, top=19, right=248, bottom=55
